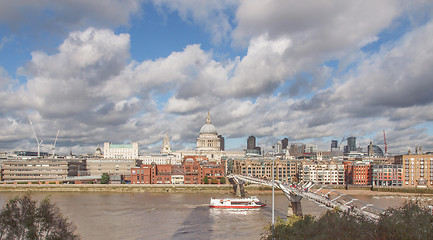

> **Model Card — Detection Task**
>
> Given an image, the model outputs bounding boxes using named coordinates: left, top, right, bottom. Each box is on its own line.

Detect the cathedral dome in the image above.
left=200, top=123, right=217, bottom=134
left=199, top=112, right=218, bottom=135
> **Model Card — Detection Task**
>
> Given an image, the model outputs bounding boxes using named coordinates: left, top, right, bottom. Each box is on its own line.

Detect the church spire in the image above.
left=206, top=111, right=211, bottom=124
left=161, top=132, right=171, bottom=154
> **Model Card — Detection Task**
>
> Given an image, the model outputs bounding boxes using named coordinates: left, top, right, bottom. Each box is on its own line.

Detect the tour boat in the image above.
left=209, top=196, right=266, bottom=209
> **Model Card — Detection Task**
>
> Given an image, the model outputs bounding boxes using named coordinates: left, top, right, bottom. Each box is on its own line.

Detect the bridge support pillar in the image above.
left=229, top=177, right=246, bottom=197
left=287, top=195, right=303, bottom=216
left=236, top=183, right=245, bottom=197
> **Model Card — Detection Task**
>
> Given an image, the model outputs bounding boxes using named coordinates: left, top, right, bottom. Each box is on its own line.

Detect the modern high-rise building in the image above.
left=282, top=138, right=289, bottom=150
left=347, top=137, right=357, bottom=152
left=247, top=136, right=256, bottom=150
left=218, top=135, right=225, bottom=151
left=331, top=140, right=338, bottom=149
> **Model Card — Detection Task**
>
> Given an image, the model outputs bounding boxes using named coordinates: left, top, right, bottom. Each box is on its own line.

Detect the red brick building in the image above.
left=131, top=163, right=172, bottom=184
left=344, top=161, right=372, bottom=185
left=131, top=155, right=225, bottom=184
left=183, top=156, right=203, bottom=184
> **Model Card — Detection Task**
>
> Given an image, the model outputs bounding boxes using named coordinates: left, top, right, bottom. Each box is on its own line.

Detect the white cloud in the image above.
left=2, top=2, right=433, bottom=154
left=152, top=0, right=238, bottom=44
left=165, top=97, right=202, bottom=113
left=0, top=0, right=141, bottom=34
left=233, top=0, right=400, bottom=50
left=333, top=20, right=433, bottom=110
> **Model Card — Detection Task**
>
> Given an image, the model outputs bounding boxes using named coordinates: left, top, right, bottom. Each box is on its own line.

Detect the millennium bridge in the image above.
left=228, top=174, right=385, bottom=220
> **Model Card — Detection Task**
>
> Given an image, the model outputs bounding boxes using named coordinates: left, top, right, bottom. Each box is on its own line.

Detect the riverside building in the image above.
left=371, top=164, right=402, bottom=187
left=86, top=158, right=136, bottom=177
left=103, top=142, right=138, bottom=159
left=299, top=160, right=345, bottom=185
left=232, top=158, right=299, bottom=183
left=130, top=155, right=224, bottom=184
left=344, top=161, right=372, bottom=185
left=394, top=153, right=433, bottom=188
left=1, top=158, right=69, bottom=182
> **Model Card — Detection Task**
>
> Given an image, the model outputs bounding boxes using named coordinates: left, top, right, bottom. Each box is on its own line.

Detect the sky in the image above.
left=1, top=0, right=433, bottom=155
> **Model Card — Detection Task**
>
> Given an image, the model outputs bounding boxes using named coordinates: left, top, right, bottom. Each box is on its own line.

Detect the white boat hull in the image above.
left=209, top=196, right=266, bottom=209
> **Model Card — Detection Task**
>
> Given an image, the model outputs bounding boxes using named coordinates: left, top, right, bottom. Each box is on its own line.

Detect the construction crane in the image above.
left=339, top=135, right=345, bottom=150
left=51, top=130, right=60, bottom=158
left=383, top=130, right=388, bottom=155
left=29, top=120, right=43, bottom=157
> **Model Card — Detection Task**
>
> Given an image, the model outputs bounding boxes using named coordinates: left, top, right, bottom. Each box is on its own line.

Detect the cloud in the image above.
left=233, top=0, right=400, bottom=49
left=332, top=20, right=433, bottom=114
left=14, top=28, right=131, bottom=120
left=0, top=0, right=142, bottom=35
left=151, top=0, right=238, bottom=44
left=1, top=2, right=433, bottom=155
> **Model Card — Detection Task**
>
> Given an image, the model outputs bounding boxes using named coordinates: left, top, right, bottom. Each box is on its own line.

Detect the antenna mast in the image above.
left=29, top=120, right=43, bottom=157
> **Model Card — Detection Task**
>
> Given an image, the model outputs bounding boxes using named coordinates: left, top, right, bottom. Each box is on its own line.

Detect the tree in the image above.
left=262, top=201, right=433, bottom=240
left=203, top=175, right=209, bottom=184
left=100, top=172, right=110, bottom=184
left=0, top=194, right=80, bottom=240
left=219, top=177, right=226, bottom=184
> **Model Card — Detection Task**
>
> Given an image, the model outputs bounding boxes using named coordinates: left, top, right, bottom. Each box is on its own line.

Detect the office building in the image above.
left=103, top=142, right=139, bottom=159
left=218, top=135, right=225, bottom=151
left=372, top=164, right=402, bottom=187
left=247, top=136, right=256, bottom=150
left=331, top=140, right=338, bottom=149
left=1, top=159, right=69, bottom=182
left=347, top=137, right=357, bottom=152
left=282, top=138, right=289, bottom=150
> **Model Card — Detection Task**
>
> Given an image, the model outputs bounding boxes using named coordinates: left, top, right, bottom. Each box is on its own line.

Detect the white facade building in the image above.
left=103, top=142, right=139, bottom=159
left=139, top=154, right=180, bottom=165
left=300, top=160, right=345, bottom=185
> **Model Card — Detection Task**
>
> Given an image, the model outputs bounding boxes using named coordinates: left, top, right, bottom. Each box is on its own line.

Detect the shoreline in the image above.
left=1, top=184, right=432, bottom=197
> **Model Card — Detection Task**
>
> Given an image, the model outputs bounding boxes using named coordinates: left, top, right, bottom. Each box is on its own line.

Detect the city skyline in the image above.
left=1, top=1, right=433, bottom=154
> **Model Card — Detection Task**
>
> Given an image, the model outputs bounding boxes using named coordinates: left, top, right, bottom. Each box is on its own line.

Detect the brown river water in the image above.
left=0, top=191, right=426, bottom=240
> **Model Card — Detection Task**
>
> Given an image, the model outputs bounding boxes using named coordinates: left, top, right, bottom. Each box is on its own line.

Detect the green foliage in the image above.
left=203, top=175, right=209, bottom=184
left=372, top=187, right=433, bottom=194
left=262, top=201, right=433, bottom=240
left=211, top=178, right=218, bottom=184
left=219, top=177, right=226, bottom=184
left=100, top=173, right=110, bottom=184
left=377, top=201, right=433, bottom=240
left=0, top=194, right=80, bottom=240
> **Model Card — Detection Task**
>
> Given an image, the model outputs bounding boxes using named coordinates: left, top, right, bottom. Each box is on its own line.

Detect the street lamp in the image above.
left=272, top=145, right=275, bottom=238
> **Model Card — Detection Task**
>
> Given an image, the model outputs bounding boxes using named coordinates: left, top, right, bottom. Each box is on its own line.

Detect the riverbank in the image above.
left=0, top=184, right=276, bottom=195
left=333, top=189, right=433, bottom=196
left=1, top=184, right=433, bottom=196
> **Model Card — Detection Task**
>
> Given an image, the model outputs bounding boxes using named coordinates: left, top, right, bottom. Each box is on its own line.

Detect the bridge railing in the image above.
left=229, top=174, right=384, bottom=221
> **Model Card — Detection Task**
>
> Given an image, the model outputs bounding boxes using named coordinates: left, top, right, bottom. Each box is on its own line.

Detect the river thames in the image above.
left=0, top=191, right=422, bottom=240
